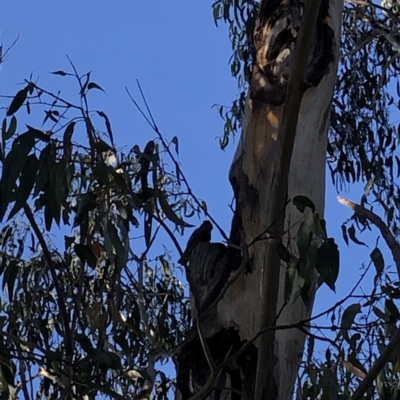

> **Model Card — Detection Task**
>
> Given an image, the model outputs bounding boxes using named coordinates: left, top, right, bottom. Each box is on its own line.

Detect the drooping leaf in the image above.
left=51, top=160, right=68, bottom=207
left=87, top=82, right=106, bottom=94
left=94, top=139, right=112, bottom=153
left=93, top=163, right=111, bottom=187
left=2, top=260, right=19, bottom=301
left=7, top=87, right=29, bottom=116
left=25, top=125, right=51, bottom=142
left=297, top=213, right=319, bottom=261
left=74, top=244, right=97, bottom=269
left=8, top=154, right=39, bottom=220
left=340, top=303, right=361, bottom=331
left=171, top=136, right=179, bottom=154
left=77, top=193, right=98, bottom=214
left=106, top=219, right=125, bottom=264
left=370, top=247, right=384, bottom=277
left=385, top=298, right=400, bottom=321
left=64, top=236, right=75, bottom=250
left=43, top=184, right=59, bottom=230
left=293, top=195, right=316, bottom=213
left=63, top=122, right=75, bottom=161
left=348, top=225, right=367, bottom=246
left=316, top=238, right=340, bottom=291
left=372, top=306, right=387, bottom=321
left=158, top=191, right=191, bottom=227
left=0, top=226, right=13, bottom=249
left=277, top=243, right=291, bottom=263
left=2, top=364, right=15, bottom=388
left=1, top=132, right=36, bottom=218
left=96, top=351, right=121, bottom=370
left=33, top=144, right=53, bottom=196
left=341, top=224, right=349, bottom=246
left=75, top=334, right=95, bottom=356
left=144, top=212, right=152, bottom=248
left=4, top=116, right=17, bottom=140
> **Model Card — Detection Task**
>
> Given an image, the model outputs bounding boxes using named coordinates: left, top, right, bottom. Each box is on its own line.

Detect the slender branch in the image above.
left=338, top=196, right=400, bottom=399
left=338, top=196, right=400, bottom=278
left=0, top=34, right=20, bottom=64
left=22, top=204, right=74, bottom=358
left=351, top=329, right=400, bottom=400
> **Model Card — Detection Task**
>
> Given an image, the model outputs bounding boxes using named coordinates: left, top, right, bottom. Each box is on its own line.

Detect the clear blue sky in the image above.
left=0, top=1, right=386, bottom=356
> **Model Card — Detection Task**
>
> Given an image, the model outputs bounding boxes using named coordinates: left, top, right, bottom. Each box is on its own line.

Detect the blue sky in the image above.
left=0, top=0, right=388, bottom=362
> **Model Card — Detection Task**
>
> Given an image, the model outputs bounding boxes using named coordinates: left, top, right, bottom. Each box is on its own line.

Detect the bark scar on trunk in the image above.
left=251, top=0, right=334, bottom=106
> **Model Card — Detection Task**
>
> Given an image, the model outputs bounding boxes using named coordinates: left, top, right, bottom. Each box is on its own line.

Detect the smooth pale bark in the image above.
left=224, top=1, right=344, bottom=399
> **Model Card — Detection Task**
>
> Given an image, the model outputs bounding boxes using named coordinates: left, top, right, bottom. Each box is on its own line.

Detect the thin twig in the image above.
left=125, top=85, right=229, bottom=242
left=0, top=34, right=20, bottom=63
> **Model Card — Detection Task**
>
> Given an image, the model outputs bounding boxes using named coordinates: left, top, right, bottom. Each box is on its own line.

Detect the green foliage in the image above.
left=212, top=0, right=400, bottom=233
left=212, top=0, right=258, bottom=148
left=279, top=196, right=339, bottom=305
left=0, top=70, right=208, bottom=399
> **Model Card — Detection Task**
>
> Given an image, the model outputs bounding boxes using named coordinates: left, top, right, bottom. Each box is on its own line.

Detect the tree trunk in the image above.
left=175, top=1, right=343, bottom=399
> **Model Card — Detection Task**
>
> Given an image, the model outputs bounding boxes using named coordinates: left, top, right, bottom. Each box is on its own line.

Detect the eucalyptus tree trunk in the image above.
left=175, top=1, right=343, bottom=399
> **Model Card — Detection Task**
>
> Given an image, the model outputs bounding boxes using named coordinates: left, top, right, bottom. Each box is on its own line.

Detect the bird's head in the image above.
left=201, top=220, right=213, bottom=232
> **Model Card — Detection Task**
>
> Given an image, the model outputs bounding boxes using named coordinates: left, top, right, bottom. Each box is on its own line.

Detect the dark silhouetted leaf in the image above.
left=0, top=226, right=13, bottom=249
left=97, top=351, right=121, bottom=370
left=348, top=225, right=367, bottom=246
left=293, top=195, right=316, bottom=213
left=64, top=236, right=75, bottom=250
left=44, top=184, right=59, bottom=230
left=171, top=136, right=179, bottom=154
left=370, top=247, right=384, bottom=276
left=316, top=238, right=340, bottom=291
left=63, top=122, right=75, bottom=161
left=96, top=111, right=115, bottom=148
left=7, top=87, right=28, bottom=116
left=25, top=125, right=51, bottom=142
left=4, top=116, right=17, bottom=140
left=372, top=306, right=386, bottom=321
left=2, top=260, right=19, bottom=301
left=341, top=224, right=349, bottom=246
left=340, top=303, right=361, bottom=330
left=106, top=220, right=125, bottom=264
left=75, top=334, right=95, bottom=356
left=94, top=139, right=112, bottom=153
left=51, top=70, right=68, bottom=76
left=1, top=132, right=35, bottom=218
left=277, top=243, right=291, bottom=262
left=158, top=191, right=191, bottom=227
left=74, top=244, right=97, bottom=269
left=297, top=213, right=319, bottom=261
left=385, top=298, right=400, bottom=321
left=87, top=82, right=106, bottom=93
left=144, top=212, right=152, bottom=248
left=8, top=154, right=39, bottom=220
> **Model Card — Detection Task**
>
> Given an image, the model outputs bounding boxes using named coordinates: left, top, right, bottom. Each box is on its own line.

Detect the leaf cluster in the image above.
left=0, top=69, right=204, bottom=399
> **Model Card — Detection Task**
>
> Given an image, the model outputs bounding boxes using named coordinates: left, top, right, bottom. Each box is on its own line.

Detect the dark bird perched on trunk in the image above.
left=178, top=221, right=213, bottom=265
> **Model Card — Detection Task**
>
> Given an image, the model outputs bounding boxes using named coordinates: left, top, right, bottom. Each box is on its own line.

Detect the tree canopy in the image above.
left=1, top=1, right=400, bottom=399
